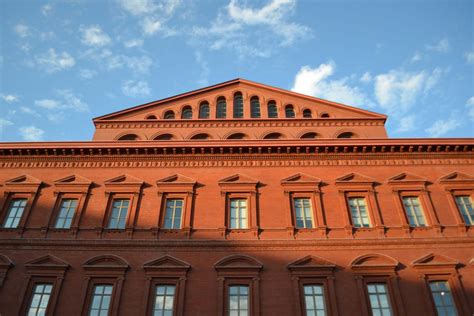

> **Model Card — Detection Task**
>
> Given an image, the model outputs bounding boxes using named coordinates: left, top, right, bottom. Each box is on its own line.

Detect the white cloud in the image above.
left=291, top=62, right=373, bottom=108
left=35, top=99, right=61, bottom=110
left=81, top=49, right=153, bottom=74
left=411, top=51, right=422, bottom=63
left=142, top=17, right=162, bottom=35
left=360, top=72, right=372, bottom=83
left=20, top=107, right=41, bottom=117
left=34, top=90, right=89, bottom=113
left=80, top=25, right=112, bottom=46
left=0, top=94, right=19, bottom=103
left=195, top=51, right=210, bottom=86
left=79, top=69, right=97, bottom=79
left=124, top=39, right=144, bottom=48
left=0, top=119, right=14, bottom=128
left=19, top=126, right=45, bottom=141
left=35, top=48, right=75, bottom=73
left=425, top=118, right=460, bottom=137
left=14, top=23, right=29, bottom=37
left=466, top=97, right=474, bottom=121
left=426, top=38, right=450, bottom=53
left=121, top=80, right=151, bottom=97
left=396, top=115, right=417, bottom=132
left=374, top=68, right=442, bottom=114
left=118, top=0, right=158, bottom=16
left=464, top=51, right=474, bottom=64
left=41, top=4, right=53, bottom=16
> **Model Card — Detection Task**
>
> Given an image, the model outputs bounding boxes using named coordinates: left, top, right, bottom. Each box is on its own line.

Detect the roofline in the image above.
left=93, top=78, right=386, bottom=121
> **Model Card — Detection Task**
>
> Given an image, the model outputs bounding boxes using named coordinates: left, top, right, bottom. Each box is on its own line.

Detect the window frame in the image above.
left=199, top=102, right=210, bottom=119
left=53, top=197, right=79, bottom=229
left=229, top=197, right=249, bottom=229
left=401, top=195, right=428, bottom=227
left=216, top=97, right=227, bottom=118
left=233, top=92, right=244, bottom=118
left=20, top=278, right=58, bottom=316
left=363, top=279, right=396, bottom=316
left=453, top=194, right=474, bottom=226
left=103, top=195, right=132, bottom=230
left=292, top=196, right=315, bottom=229
left=285, top=105, right=295, bottom=118
left=347, top=196, right=372, bottom=228
left=267, top=101, right=278, bottom=118
left=428, top=280, right=458, bottom=316
left=250, top=96, right=261, bottom=118
left=162, top=196, right=185, bottom=230
left=1, top=196, right=29, bottom=229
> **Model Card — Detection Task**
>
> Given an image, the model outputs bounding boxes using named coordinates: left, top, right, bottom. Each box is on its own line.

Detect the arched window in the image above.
left=320, top=113, right=330, bottom=118
left=164, top=111, right=175, bottom=119
left=118, top=134, right=139, bottom=141
left=267, top=101, right=278, bottom=118
left=263, top=132, right=283, bottom=139
left=146, top=114, right=157, bottom=119
left=227, top=133, right=247, bottom=140
left=302, top=109, right=312, bottom=118
left=181, top=106, right=193, bottom=119
left=233, top=92, right=243, bottom=118
left=337, top=132, right=355, bottom=139
left=285, top=105, right=295, bottom=118
left=190, top=133, right=210, bottom=140
left=154, top=134, right=173, bottom=140
left=250, top=96, right=261, bottom=118
left=199, top=102, right=210, bottom=119
left=216, top=96, right=227, bottom=118
left=301, top=132, right=318, bottom=139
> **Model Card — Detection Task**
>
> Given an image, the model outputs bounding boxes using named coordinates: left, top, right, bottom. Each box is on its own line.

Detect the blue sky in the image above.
left=0, top=0, right=473, bottom=142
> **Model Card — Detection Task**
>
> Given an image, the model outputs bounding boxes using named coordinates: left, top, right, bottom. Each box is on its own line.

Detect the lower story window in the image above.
left=3, top=198, right=27, bottom=228
left=228, top=285, right=249, bottom=316
left=28, top=283, right=53, bottom=316
left=455, top=196, right=473, bottom=225
left=153, top=285, right=176, bottom=316
left=294, top=198, right=314, bottom=229
left=367, top=283, right=392, bottom=316
left=230, top=199, right=248, bottom=229
left=402, top=196, right=426, bottom=227
left=89, top=284, right=113, bottom=316
left=303, top=284, right=326, bottom=316
left=164, top=199, right=183, bottom=229
left=429, top=281, right=458, bottom=316
left=348, top=197, right=371, bottom=228
left=108, top=199, right=129, bottom=229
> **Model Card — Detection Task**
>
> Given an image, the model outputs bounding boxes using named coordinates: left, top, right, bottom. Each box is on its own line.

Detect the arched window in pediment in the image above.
left=227, top=133, right=247, bottom=140
left=118, top=134, right=139, bottom=141
left=190, top=133, right=211, bottom=140
left=302, top=109, right=312, bottom=118
left=337, top=132, right=355, bottom=139
left=164, top=110, right=175, bottom=119
left=199, top=102, right=210, bottom=119
left=267, top=101, right=278, bottom=118
left=146, top=114, right=157, bottom=119
left=250, top=96, right=261, bottom=118
left=216, top=96, right=227, bottom=118
left=233, top=92, right=244, bottom=118
left=285, top=105, right=295, bottom=118
left=320, top=112, right=330, bottom=118
left=263, top=132, right=283, bottom=139
left=181, top=106, right=193, bottom=119
left=154, top=134, right=173, bottom=140
left=301, top=132, right=318, bottom=139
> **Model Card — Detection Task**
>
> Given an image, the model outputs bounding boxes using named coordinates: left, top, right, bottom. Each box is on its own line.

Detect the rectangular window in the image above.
left=3, top=198, right=27, bottom=228
left=54, top=198, right=78, bottom=229
left=153, top=285, right=175, bottom=316
left=27, top=283, right=53, bottom=316
left=107, top=199, right=129, bottom=229
left=429, top=281, right=458, bottom=316
left=163, top=199, right=183, bottom=229
left=228, top=285, right=249, bottom=316
left=294, top=198, right=314, bottom=229
left=89, top=284, right=113, bottom=316
left=455, top=196, right=474, bottom=225
left=402, top=196, right=426, bottom=227
left=303, top=285, right=326, bottom=316
left=230, top=199, right=248, bottom=229
left=367, top=283, right=393, bottom=316
left=348, top=197, right=371, bottom=228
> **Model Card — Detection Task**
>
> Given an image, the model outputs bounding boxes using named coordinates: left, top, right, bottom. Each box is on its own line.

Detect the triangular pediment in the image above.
left=351, top=254, right=399, bottom=268
left=143, top=255, right=191, bottom=270
left=157, top=174, right=196, bottom=184
left=25, top=255, right=69, bottom=268
left=287, top=255, right=336, bottom=269
left=104, top=174, right=144, bottom=185
left=281, top=173, right=322, bottom=185
left=214, top=255, right=263, bottom=270
left=388, top=172, right=427, bottom=183
left=411, top=253, right=459, bottom=267
left=54, top=174, right=92, bottom=185
left=5, top=174, right=41, bottom=185
left=335, top=172, right=375, bottom=184
left=439, top=172, right=474, bottom=183
left=94, top=78, right=386, bottom=122
left=219, top=174, right=259, bottom=185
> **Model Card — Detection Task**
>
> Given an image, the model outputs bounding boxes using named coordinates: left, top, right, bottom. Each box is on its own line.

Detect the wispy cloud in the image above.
left=19, top=126, right=45, bottom=141
left=426, top=38, right=450, bottom=53
left=291, top=62, right=373, bottom=108
left=41, top=4, right=53, bottom=16
left=360, top=72, right=372, bottom=83
left=466, top=97, right=474, bottom=122
left=195, top=51, right=210, bottom=86
left=14, top=23, right=30, bottom=38
left=78, top=69, right=98, bottom=79
left=35, top=48, right=75, bottom=73
left=20, top=106, right=41, bottom=117
left=0, top=94, right=19, bottom=103
left=81, top=49, right=153, bottom=74
left=80, top=25, right=112, bottom=46
left=410, top=51, right=422, bottom=63
left=425, top=118, right=460, bottom=137
left=396, top=115, right=417, bottom=132
left=0, top=119, right=14, bottom=128
left=464, top=51, right=474, bottom=64
left=121, top=80, right=151, bottom=97
left=34, top=90, right=89, bottom=117
left=124, top=38, right=144, bottom=48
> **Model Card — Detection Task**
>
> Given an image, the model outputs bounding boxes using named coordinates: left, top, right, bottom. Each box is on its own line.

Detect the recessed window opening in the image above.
left=285, top=105, right=295, bottom=118
left=337, top=132, right=355, bottom=139
left=190, top=133, right=210, bottom=140
left=154, top=134, right=173, bottom=141
left=302, top=109, right=312, bottom=118
left=267, top=101, right=278, bottom=118
left=263, top=132, right=282, bottom=139
left=301, top=132, right=318, bottom=139
left=118, top=134, right=139, bottom=141
left=216, top=97, right=227, bottom=118
left=181, top=106, right=193, bottom=119
left=233, top=92, right=244, bottom=118
left=227, top=133, right=247, bottom=140
left=163, top=111, right=175, bottom=120
left=199, top=102, right=210, bottom=119
left=146, top=115, right=157, bottom=119
left=250, top=96, right=261, bottom=118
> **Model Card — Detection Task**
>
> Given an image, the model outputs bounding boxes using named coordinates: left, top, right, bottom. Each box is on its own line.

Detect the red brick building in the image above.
left=0, top=78, right=472, bottom=315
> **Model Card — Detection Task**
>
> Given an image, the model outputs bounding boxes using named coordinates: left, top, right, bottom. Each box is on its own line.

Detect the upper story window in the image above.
left=153, top=285, right=176, bottom=315
left=107, top=199, right=130, bottom=229
left=199, top=102, right=210, bottom=119
left=227, top=133, right=247, bottom=140
left=455, top=196, right=473, bottom=225
left=164, top=110, right=175, bottom=119
left=27, top=283, right=53, bottom=315
left=154, top=134, right=174, bottom=141
left=118, top=134, right=139, bottom=141
left=190, top=133, right=211, bottom=140
left=285, top=105, right=295, bottom=118
left=250, top=96, right=261, bottom=118
left=293, top=198, right=314, bottom=229
left=230, top=198, right=248, bottom=229
left=163, top=199, right=183, bottom=229
left=54, top=198, right=78, bottom=229
left=367, top=283, right=393, bottom=316
left=348, top=197, right=371, bottom=228
left=3, top=198, right=27, bottom=228
left=228, top=285, right=249, bottom=315
left=233, top=92, right=244, bottom=118
left=89, top=284, right=113, bottom=316
left=263, top=132, right=283, bottom=139
left=402, top=196, right=427, bottom=227
left=320, top=113, right=330, bottom=118
left=216, top=96, right=227, bottom=118
left=337, top=132, right=355, bottom=139
left=303, top=285, right=326, bottom=315
left=302, top=109, right=312, bottom=118
left=181, top=106, right=193, bottom=119
left=146, top=114, right=157, bottom=119
left=429, top=281, right=457, bottom=316
left=301, top=132, right=318, bottom=139
left=267, top=101, right=278, bottom=118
